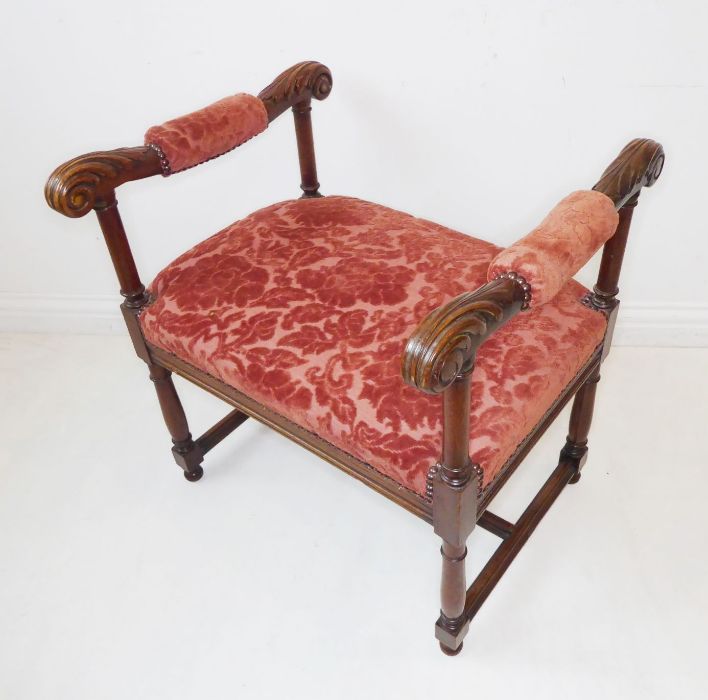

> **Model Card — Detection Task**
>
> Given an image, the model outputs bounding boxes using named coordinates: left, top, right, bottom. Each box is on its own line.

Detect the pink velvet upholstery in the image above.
left=488, top=191, right=618, bottom=306
left=140, top=196, right=607, bottom=497
left=144, top=94, right=268, bottom=174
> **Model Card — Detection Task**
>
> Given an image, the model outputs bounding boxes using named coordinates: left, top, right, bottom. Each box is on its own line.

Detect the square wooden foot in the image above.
left=171, top=441, right=204, bottom=471
left=434, top=614, right=469, bottom=653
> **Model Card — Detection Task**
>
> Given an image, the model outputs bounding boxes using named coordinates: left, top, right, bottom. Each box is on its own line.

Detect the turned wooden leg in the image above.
left=432, top=376, right=475, bottom=655
left=438, top=541, right=468, bottom=655
left=149, top=364, right=204, bottom=481
left=561, top=367, right=601, bottom=484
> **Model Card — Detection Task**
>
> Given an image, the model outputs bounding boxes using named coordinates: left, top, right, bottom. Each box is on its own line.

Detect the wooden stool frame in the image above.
left=45, top=61, right=665, bottom=655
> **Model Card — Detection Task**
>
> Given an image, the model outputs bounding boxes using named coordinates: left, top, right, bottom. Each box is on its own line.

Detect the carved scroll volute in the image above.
left=45, top=146, right=162, bottom=218
left=402, top=277, right=525, bottom=395
left=258, top=61, right=333, bottom=121
left=593, top=138, right=665, bottom=209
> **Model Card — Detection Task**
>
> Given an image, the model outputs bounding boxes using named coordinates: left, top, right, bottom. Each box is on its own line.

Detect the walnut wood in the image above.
left=149, top=364, right=204, bottom=480
left=431, top=344, right=600, bottom=654
left=402, top=272, right=598, bottom=654
left=432, top=376, right=478, bottom=545
left=45, top=61, right=333, bottom=222
left=93, top=198, right=152, bottom=364
left=196, top=408, right=249, bottom=455
left=562, top=367, right=601, bottom=483
left=258, top=62, right=331, bottom=197
left=441, top=376, right=472, bottom=486
left=43, top=69, right=666, bottom=655
left=478, top=352, right=601, bottom=512
left=152, top=341, right=605, bottom=523
left=450, top=138, right=664, bottom=651
left=401, top=276, right=526, bottom=395
left=593, top=138, right=664, bottom=209
left=438, top=541, right=468, bottom=655
left=258, top=61, right=333, bottom=122
left=593, top=204, right=636, bottom=310
left=292, top=100, right=321, bottom=197
left=440, top=543, right=467, bottom=617
left=149, top=364, right=189, bottom=438
left=464, top=459, right=576, bottom=624
left=404, top=274, right=529, bottom=654
left=434, top=374, right=475, bottom=652
left=95, top=199, right=148, bottom=307
left=590, top=201, right=635, bottom=357
left=459, top=139, right=654, bottom=631
left=151, top=333, right=602, bottom=648
left=410, top=279, right=528, bottom=655
left=477, top=511, right=514, bottom=540
left=120, top=304, right=151, bottom=362
left=149, top=344, right=432, bottom=521
left=45, top=147, right=161, bottom=219
left=43, top=61, right=334, bottom=482
left=562, top=142, right=652, bottom=489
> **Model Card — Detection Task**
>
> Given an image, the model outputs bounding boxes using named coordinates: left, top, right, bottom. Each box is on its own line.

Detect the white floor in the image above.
left=0, top=335, right=707, bottom=699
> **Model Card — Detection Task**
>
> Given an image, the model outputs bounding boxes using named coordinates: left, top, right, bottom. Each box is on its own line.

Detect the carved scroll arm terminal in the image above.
left=593, top=138, right=664, bottom=209
left=401, top=276, right=527, bottom=395
left=45, top=146, right=162, bottom=218
left=258, top=60, right=332, bottom=121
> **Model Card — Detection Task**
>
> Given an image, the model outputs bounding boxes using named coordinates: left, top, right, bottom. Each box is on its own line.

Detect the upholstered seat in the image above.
left=139, top=196, right=607, bottom=497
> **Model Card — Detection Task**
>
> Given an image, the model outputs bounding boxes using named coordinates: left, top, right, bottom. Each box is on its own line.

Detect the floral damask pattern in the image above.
left=140, top=196, right=607, bottom=497
left=488, top=190, right=618, bottom=306
left=145, top=93, right=268, bottom=174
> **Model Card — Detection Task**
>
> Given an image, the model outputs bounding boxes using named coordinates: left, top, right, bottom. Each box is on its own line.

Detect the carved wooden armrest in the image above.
left=45, top=147, right=162, bottom=218
left=593, top=138, right=664, bottom=208
left=402, top=137, right=666, bottom=395
left=258, top=60, right=333, bottom=121
left=45, top=61, right=332, bottom=218
left=480, top=138, right=665, bottom=312
left=401, top=276, right=526, bottom=394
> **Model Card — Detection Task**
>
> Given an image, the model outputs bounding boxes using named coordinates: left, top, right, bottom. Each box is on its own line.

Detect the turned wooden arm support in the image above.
left=401, top=276, right=526, bottom=394
left=590, top=137, right=665, bottom=316
left=45, top=61, right=332, bottom=218
left=593, top=138, right=664, bottom=209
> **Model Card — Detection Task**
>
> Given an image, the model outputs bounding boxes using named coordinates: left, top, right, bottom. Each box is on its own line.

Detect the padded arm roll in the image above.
left=144, top=93, right=268, bottom=175
left=487, top=190, right=618, bottom=307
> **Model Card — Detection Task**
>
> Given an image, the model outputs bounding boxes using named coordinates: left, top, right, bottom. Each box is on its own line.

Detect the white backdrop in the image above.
left=2, top=0, right=707, bottom=344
